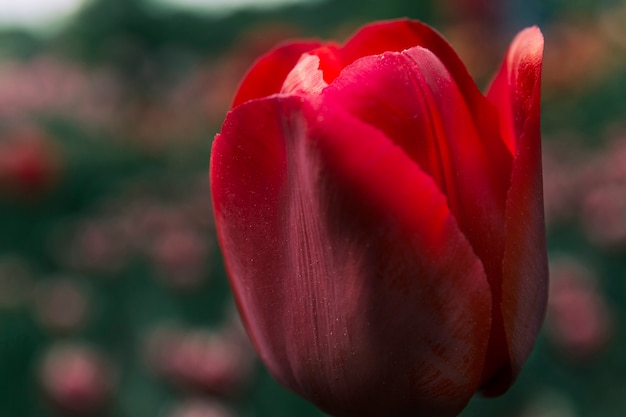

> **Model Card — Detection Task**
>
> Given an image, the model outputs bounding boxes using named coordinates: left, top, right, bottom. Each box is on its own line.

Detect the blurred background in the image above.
left=0, top=0, right=624, bottom=416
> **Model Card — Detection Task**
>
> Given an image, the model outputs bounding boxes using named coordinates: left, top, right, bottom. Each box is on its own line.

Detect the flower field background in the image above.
left=0, top=0, right=624, bottom=416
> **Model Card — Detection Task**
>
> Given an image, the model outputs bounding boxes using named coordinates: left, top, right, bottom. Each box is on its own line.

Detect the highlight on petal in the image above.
left=280, top=54, right=329, bottom=95
left=211, top=94, right=493, bottom=417
left=482, top=27, right=547, bottom=395
left=487, top=27, right=544, bottom=154
left=232, top=41, right=322, bottom=107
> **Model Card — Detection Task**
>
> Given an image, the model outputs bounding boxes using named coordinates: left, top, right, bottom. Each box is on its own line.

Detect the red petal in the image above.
left=483, top=27, right=548, bottom=394
left=339, top=19, right=511, bottom=167
left=232, top=41, right=323, bottom=107
left=324, top=45, right=510, bottom=305
left=486, top=27, right=544, bottom=154
left=211, top=95, right=492, bottom=417
left=339, top=19, right=478, bottom=92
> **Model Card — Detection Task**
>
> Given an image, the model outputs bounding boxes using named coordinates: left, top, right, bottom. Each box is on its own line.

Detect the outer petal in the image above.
left=323, top=47, right=510, bottom=369
left=484, top=27, right=548, bottom=394
left=211, top=95, right=492, bottom=417
left=323, top=47, right=511, bottom=234
left=337, top=25, right=516, bottom=376
left=232, top=41, right=323, bottom=107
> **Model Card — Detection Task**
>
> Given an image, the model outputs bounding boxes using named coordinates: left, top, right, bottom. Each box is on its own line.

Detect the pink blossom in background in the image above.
left=31, top=277, right=90, bottom=334
left=546, top=258, right=613, bottom=359
left=145, top=325, right=255, bottom=397
left=166, top=399, right=239, bottom=417
left=39, top=343, right=116, bottom=415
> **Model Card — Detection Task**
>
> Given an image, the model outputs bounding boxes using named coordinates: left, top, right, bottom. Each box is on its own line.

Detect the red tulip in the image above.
left=211, top=19, right=547, bottom=417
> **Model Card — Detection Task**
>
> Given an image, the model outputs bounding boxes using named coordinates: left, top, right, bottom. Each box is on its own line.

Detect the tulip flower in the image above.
left=211, top=19, right=547, bottom=417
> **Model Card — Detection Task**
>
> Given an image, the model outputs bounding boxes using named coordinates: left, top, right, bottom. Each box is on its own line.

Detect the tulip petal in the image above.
left=325, top=46, right=517, bottom=388
left=339, top=19, right=511, bottom=166
left=339, top=19, right=479, bottom=96
left=323, top=45, right=510, bottom=305
left=483, top=27, right=548, bottom=394
left=211, top=95, right=492, bottom=417
left=232, top=41, right=323, bottom=107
